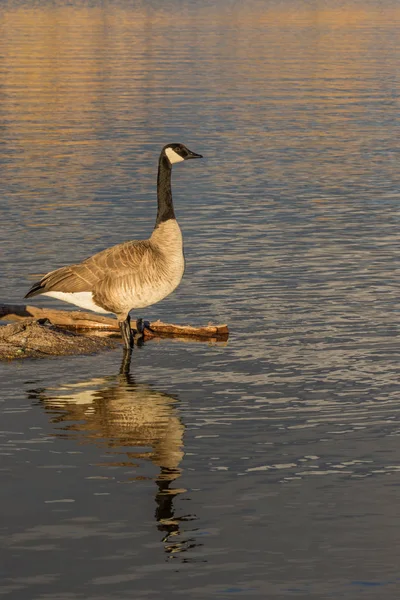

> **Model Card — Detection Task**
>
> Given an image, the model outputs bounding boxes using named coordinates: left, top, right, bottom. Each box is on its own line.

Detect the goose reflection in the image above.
left=28, top=355, right=199, bottom=558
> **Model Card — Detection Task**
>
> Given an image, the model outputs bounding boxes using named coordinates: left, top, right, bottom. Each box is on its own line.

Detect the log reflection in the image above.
left=28, top=357, right=198, bottom=558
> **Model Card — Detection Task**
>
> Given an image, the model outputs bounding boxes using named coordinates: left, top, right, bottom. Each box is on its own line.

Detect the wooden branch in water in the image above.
left=0, top=304, right=229, bottom=340
left=144, top=320, right=229, bottom=339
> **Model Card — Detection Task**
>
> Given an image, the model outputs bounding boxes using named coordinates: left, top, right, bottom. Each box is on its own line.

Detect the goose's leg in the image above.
left=133, top=317, right=145, bottom=346
left=136, top=319, right=152, bottom=333
left=119, top=315, right=133, bottom=349
left=136, top=318, right=145, bottom=335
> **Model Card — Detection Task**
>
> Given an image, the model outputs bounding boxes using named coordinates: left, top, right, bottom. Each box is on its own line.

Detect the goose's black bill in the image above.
left=186, top=150, right=203, bottom=159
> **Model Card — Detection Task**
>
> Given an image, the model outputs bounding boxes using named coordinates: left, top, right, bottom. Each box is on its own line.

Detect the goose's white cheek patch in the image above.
left=165, top=147, right=184, bottom=164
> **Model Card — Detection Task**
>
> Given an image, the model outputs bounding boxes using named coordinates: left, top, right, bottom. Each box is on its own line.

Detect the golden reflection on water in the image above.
left=2, top=1, right=399, bottom=174
left=28, top=357, right=197, bottom=558
left=2, top=0, right=400, bottom=260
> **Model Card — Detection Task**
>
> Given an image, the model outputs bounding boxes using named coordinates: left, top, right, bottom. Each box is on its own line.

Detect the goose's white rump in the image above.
left=43, top=291, right=111, bottom=314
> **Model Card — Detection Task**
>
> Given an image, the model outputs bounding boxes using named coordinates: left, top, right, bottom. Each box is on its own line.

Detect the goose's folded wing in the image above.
left=25, top=263, right=101, bottom=298
left=25, top=240, right=154, bottom=298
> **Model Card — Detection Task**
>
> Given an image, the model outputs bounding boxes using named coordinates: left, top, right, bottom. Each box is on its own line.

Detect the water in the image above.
left=1, top=1, right=400, bottom=598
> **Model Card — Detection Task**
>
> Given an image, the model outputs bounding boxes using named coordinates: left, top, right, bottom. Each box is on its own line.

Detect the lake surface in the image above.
left=1, top=1, right=400, bottom=598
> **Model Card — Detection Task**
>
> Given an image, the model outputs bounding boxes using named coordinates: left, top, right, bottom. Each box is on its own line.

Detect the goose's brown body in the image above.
left=27, top=219, right=184, bottom=320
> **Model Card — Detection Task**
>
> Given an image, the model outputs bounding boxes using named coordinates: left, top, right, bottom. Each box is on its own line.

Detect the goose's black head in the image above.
left=162, top=143, right=203, bottom=165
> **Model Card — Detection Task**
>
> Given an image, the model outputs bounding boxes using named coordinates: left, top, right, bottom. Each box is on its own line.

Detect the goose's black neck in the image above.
left=155, top=154, right=175, bottom=227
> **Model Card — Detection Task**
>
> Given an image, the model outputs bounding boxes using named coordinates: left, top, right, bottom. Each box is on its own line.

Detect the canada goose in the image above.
left=25, top=143, right=203, bottom=348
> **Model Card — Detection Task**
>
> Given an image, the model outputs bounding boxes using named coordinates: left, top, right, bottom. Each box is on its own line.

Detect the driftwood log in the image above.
left=0, top=303, right=229, bottom=338
left=0, top=303, right=229, bottom=359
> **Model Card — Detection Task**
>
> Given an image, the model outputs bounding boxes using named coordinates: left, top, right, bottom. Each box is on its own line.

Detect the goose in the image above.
left=25, top=143, right=203, bottom=349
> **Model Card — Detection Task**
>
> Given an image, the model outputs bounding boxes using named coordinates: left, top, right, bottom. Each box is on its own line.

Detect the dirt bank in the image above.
left=0, top=319, right=118, bottom=360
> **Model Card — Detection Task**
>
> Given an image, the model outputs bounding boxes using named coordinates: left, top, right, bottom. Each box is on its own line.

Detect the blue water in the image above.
left=1, top=1, right=400, bottom=598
